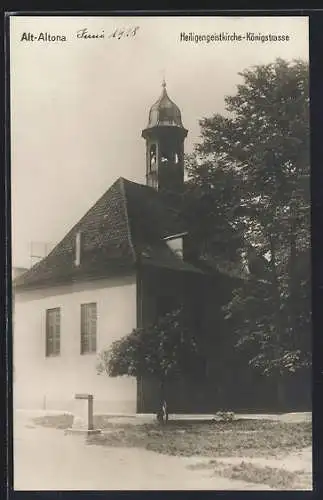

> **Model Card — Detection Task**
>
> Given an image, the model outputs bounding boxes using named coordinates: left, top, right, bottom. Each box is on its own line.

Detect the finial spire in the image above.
left=162, top=69, right=166, bottom=89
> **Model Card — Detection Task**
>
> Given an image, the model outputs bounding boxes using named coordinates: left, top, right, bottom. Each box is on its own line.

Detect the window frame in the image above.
left=45, top=307, right=61, bottom=357
left=80, top=302, right=97, bottom=355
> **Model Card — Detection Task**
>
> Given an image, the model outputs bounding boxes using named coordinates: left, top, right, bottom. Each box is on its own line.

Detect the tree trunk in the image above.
left=268, top=237, right=285, bottom=353
left=288, top=209, right=298, bottom=349
left=156, top=379, right=169, bottom=425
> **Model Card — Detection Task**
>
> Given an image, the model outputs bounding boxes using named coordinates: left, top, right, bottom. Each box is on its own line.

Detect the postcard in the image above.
left=9, top=14, right=311, bottom=491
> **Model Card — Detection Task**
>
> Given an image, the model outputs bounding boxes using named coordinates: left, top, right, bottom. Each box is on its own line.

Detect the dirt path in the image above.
left=13, top=411, right=273, bottom=491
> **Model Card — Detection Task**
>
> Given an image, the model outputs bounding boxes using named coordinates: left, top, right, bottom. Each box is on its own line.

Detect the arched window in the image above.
left=149, top=144, right=157, bottom=171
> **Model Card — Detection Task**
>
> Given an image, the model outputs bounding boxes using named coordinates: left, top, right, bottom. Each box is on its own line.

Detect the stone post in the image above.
left=66, top=393, right=101, bottom=436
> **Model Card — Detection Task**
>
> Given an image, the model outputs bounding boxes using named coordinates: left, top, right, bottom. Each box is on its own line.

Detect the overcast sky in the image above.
left=10, top=16, right=309, bottom=268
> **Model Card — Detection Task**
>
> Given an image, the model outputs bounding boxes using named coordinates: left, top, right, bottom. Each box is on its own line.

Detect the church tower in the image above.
left=142, top=81, right=188, bottom=192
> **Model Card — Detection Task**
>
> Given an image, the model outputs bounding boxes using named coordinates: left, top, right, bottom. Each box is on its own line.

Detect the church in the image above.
left=13, top=82, right=305, bottom=415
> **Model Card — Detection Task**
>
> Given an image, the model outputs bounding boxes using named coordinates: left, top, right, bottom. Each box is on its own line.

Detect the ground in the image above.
left=13, top=410, right=312, bottom=491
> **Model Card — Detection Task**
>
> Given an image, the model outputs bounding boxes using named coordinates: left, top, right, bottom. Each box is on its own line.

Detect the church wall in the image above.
left=13, top=275, right=137, bottom=414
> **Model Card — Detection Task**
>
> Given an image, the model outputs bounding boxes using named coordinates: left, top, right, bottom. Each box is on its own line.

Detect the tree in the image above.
left=185, top=58, right=310, bottom=386
left=97, top=307, right=201, bottom=423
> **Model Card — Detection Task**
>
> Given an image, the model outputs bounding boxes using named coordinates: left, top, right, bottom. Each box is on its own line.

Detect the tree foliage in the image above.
left=186, top=58, right=310, bottom=374
left=97, top=307, right=201, bottom=383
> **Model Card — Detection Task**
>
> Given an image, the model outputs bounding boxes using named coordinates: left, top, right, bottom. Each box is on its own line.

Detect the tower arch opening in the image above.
left=142, top=80, right=188, bottom=192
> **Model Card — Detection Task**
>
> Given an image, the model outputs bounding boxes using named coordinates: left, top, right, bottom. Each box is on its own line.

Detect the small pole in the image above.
left=88, top=395, right=94, bottom=431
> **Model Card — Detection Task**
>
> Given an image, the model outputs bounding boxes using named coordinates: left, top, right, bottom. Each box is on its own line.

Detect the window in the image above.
left=163, top=232, right=188, bottom=260
left=161, top=155, right=169, bottom=164
left=166, top=237, right=183, bottom=258
left=81, top=303, right=97, bottom=354
left=46, top=308, right=61, bottom=356
left=149, top=144, right=157, bottom=171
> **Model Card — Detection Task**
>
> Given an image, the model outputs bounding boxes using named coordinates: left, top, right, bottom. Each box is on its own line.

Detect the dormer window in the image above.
left=75, top=231, right=82, bottom=266
left=163, top=232, right=188, bottom=260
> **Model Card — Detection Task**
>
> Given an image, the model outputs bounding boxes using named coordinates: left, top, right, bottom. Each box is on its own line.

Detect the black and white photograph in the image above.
left=10, top=15, right=311, bottom=491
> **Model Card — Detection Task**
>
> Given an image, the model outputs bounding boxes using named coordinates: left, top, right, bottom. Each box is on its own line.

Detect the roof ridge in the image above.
left=118, top=178, right=137, bottom=263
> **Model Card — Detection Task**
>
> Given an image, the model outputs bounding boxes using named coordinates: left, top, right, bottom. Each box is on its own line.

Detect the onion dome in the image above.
left=146, top=80, right=185, bottom=129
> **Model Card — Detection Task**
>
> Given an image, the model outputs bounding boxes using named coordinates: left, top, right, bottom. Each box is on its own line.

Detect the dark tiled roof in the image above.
left=14, top=178, right=202, bottom=290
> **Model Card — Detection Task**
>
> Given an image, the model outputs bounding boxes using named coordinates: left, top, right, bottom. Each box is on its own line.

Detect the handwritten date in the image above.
left=76, top=26, right=140, bottom=40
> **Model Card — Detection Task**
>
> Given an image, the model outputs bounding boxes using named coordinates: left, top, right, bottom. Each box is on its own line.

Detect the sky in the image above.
left=10, top=16, right=309, bottom=268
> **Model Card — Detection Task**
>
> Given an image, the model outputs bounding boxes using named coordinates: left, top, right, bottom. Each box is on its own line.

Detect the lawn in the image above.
left=91, top=418, right=311, bottom=458
left=33, top=413, right=312, bottom=490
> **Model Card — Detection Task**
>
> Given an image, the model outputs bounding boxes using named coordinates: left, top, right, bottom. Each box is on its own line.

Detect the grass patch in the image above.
left=88, top=419, right=312, bottom=459
left=33, top=413, right=74, bottom=429
left=188, top=459, right=311, bottom=490
left=212, top=460, right=309, bottom=490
